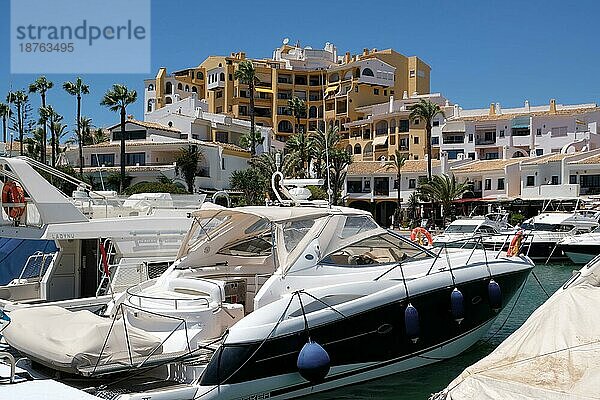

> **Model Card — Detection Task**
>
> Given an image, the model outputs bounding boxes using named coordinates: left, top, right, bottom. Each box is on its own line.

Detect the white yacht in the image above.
left=559, top=226, right=600, bottom=264
left=0, top=178, right=535, bottom=400
left=433, top=213, right=514, bottom=249
left=0, top=156, right=205, bottom=309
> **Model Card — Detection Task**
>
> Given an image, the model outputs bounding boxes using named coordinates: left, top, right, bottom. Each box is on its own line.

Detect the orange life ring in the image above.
left=507, top=230, right=523, bottom=257
left=410, top=227, right=433, bottom=246
left=2, top=181, right=26, bottom=220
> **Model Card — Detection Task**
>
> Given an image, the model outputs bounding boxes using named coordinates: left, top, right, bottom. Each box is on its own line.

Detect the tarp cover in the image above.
left=435, top=267, right=600, bottom=400
left=3, top=306, right=163, bottom=374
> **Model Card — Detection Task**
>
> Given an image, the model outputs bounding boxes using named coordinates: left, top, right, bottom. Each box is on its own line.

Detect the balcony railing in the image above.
left=475, top=139, right=496, bottom=145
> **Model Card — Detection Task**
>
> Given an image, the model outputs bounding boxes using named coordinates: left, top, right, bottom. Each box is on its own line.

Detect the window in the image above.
left=216, top=106, right=223, bottom=113
left=433, top=120, right=440, bottom=127
left=526, top=176, right=535, bottom=187
left=499, top=130, right=504, bottom=137
left=282, top=219, right=315, bottom=252
left=413, top=136, right=419, bottom=144
left=390, top=135, right=396, bottom=145
left=362, top=68, right=374, bottom=77
left=374, top=88, right=380, bottom=95
left=347, top=180, right=362, bottom=193
left=570, top=175, right=578, bottom=184
left=218, top=234, right=272, bottom=257
left=125, top=152, right=145, bottom=166
left=432, top=137, right=439, bottom=145
left=536, top=128, right=542, bottom=136
left=147, top=99, right=153, bottom=112
left=228, top=74, right=233, bottom=81
left=363, top=180, right=371, bottom=192
left=355, top=86, right=359, bottom=93
left=340, top=216, right=378, bottom=238
left=468, top=134, right=473, bottom=142
left=165, top=82, right=172, bottom=94
left=551, top=175, right=559, bottom=185
left=177, top=83, right=183, bottom=90
left=536, top=149, right=544, bottom=156
left=196, top=71, right=204, bottom=80
left=408, top=179, right=416, bottom=189
left=216, top=91, right=223, bottom=98
left=383, top=90, right=387, bottom=96
left=215, top=131, right=228, bottom=143
left=354, top=144, right=362, bottom=154
left=221, top=157, right=226, bottom=170
left=409, top=70, right=416, bottom=78
left=239, top=105, right=248, bottom=116
left=485, top=179, right=492, bottom=191
left=484, top=152, right=499, bottom=160
left=219, top=72, right=225, bottom=81
left=321, top=233, right=431, bottom=266
left=447, top=149, right=464, bottom=159
left=91, top=153, right=114, bottom=167
left=112, top=129, right=146, bottom=141
left=497, top=178, right=505, bottom=190
left=468, top=152, right=475, bottom=159
left=399, top=120, right=410, bottom=132
left=413, top=118, right=420, bottom=125
left=147, top=84, right=154, bottom=91
left=551, top=127, right=568, bottom=137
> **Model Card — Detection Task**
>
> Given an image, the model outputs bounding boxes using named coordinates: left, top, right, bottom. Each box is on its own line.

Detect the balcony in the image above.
left=475, top=139, right=497, bottom=145
left=207, top=67, right=225, bottom=90
left=442, top=135, right=464, bottom=144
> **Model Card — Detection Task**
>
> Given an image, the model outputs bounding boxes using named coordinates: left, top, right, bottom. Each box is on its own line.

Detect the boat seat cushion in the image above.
left=3, top=306, right=163, bottom=374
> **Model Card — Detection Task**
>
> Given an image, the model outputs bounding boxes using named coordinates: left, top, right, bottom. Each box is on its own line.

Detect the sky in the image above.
left=1, top=0, right=599, bottom=140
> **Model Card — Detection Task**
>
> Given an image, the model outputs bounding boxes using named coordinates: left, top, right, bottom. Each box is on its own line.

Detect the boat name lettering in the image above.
left=238, top=392, right=271, bottom=400
left=51, top=233, right=75, bottom=239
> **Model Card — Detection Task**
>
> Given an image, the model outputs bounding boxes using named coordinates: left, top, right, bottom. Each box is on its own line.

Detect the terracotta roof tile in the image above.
left=453, top=106, right=600, bottom=122
left=570, top=154, right=600, bottom=165
left=521, top=153, right=570, bottom=165
left=452, top=159, right=521, bottom=173
left=108, top=119, right=181, bottom=133
left=347, top=160, right=440, bottom=175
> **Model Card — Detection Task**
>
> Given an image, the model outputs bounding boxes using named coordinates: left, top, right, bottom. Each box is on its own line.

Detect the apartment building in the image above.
left=343, top=93, right=451, bottom=162
left=144, top=40, right=430, bottom=142
left=435, top=100, right=600, bottom=160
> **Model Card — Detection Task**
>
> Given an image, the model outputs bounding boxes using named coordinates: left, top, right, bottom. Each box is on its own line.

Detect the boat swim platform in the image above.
left=76, top=348, right=213, bottom=377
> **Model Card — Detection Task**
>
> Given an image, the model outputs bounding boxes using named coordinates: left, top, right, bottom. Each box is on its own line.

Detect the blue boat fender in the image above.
left=297, top=340, right=330, bottom=383
left=488, top=279, right=502, bottom=312
left=405, top=303, right=420, bottom=343
left=450, top=288, right=465, bottom=324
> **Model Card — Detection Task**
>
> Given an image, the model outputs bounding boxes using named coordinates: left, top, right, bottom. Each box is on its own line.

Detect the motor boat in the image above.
left=1, top=177, right=535, bottom=399
left=0, top=156, right=205, bottom=310
left=559, top=226, right=600, bottom=264
left=431, top=255, right=600, bottom=400
left=433, top=212, right=515, bottom=249
left=484, top=211, right=600, bottom=261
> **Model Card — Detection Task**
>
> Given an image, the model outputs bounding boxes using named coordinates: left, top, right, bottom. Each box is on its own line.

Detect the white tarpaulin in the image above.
left=434, top=263, right=600, bottom=400
left=3, top=306, right=163, bottom=374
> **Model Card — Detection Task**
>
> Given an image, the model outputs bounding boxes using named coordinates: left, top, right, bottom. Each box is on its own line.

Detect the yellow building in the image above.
left=144, top=40, right=430, bottom=143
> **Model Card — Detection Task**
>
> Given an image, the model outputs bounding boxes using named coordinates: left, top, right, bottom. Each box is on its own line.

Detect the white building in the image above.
left=435, top=99, right=600, bottom=160
left=451, top=159, right=522, bottom=200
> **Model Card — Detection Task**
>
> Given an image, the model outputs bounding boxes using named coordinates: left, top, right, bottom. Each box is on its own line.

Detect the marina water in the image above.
left=311, top=262, right=575, bottom=399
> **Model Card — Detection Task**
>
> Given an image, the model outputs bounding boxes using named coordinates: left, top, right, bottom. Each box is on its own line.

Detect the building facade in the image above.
left=144, top=40, right=431, bottom=142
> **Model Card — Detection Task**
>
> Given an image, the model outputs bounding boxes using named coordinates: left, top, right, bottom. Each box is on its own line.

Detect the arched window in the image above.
left=364, top=142, right=373, bottom=157
left=196, top=71, right=204, bottom=80
left=168, top=121, right=173, bottom=127
left=329, top=72, right=339, bottom=83
left=165, top=97, right=173, bottom=104
left=389, top=154, right=396, bottom=161
left=218, top=63, right=222, bottom=67
left=147, top=84, right=154, bottom=91
left=192, top=86, right=197, bottom=93
left=362, top=68, right=374, bottom=77
left=346, top=145, right=353, bottom=154
left=390, top=119, right=396, bottom=133
left=219, top=72, right=225, bottom=81
left=354, top=144, right=362, bottom=154
left=278, top=120, right=293, bottom=133
left=335, top=120, right=340, bottom=129
left=343, top=70, right=353, bottom=80
left=185, top=85, right=190, bottom=92
left=177, top=83, right=183, bottom=90
left=147, top=99, right=153, bottom=112
left=165, top=82, right=172, bottom=94
left=318, top=105, right=323, bottom=117
left=375, top=120, right=388, bottom=135
left=308, top=106, right=317, bottom=118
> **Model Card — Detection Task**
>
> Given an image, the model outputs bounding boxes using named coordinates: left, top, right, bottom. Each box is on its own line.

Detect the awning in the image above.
left=325, top=85, right=339, bottom=93
left=442, top=120, right=466, bottom=133
left=511, top=116, right=530, bottom=129
left=255, top=87, right=273, bottom=94
left=373, top=135, right=388, bottom=146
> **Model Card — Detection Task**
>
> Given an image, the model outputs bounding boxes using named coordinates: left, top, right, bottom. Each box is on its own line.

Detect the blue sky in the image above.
left=1, top=0, right=599, bottom=140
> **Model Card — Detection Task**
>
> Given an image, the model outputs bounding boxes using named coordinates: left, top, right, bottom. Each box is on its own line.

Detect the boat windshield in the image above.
left=218, top=233, right=272, bottom=257
left=321, top=232, right=432, bottom=266
left=521, top=223, right=574, bottom=232
left=185, top=214, right=231, bottom=251
left=444, top=224, right=477, bottom=233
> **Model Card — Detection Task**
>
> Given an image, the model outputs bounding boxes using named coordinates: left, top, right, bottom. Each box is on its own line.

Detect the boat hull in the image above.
left=561, top=244, right=600, bottom=264
left=196, top=268, right=531, bottom=400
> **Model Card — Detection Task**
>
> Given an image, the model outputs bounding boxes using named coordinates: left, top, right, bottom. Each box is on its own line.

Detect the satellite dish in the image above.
left=283, top=38, right=290, bottom=45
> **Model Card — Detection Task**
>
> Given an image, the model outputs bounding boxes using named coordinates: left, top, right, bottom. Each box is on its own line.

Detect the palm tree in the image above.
left=29, top=76, right=53, bottom=163
left=101, top=84, right=137, bottom=193
left=239, top=128, right=264, bottom=152
left=39, top=105, right=62, bottom=167
left=234, top=60, right=258, bottom=156
left=92, top=128, right=108, bottom=144
left=286, top=130, right=314, bottom=178
left=0, top=102, right=9, bottom=143
left=175, top=145, right=202, bottom=193
left=409, top=99, right=445, bottom=181
left=329, top=148, right=352, bottom=205
left=78, top=116, right=94, bottom=145
left=251, top=151, right=292, bottom=179
left=311, top=124, right=340, bottom=180
left=392, top=150, right=407, bottom=227
left=287, top=96, right=307, bottom=135
left=63, top=77, right=90, bottom=175
left=53, top=122, right=69, bottom=163
left=418, top=174, right=470, bottom=224
left=6, top=91, right=27, bottom=155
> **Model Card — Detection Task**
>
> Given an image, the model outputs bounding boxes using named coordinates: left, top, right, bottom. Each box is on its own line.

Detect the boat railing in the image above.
left=125, top=285, right=211, bottom=310
left=15, top=251, right=57, bottom=282
left=99, top=261, right=171, bottom=296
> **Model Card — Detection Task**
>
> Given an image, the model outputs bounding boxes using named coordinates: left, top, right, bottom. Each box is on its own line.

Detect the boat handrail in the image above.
left=125, top=285, right=211, bottom=310
left=16, top=251, right=57, bottom=282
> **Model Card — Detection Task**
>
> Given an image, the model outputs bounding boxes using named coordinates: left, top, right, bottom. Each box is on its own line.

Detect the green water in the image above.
left=310, top=262, right=576, bottom=400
